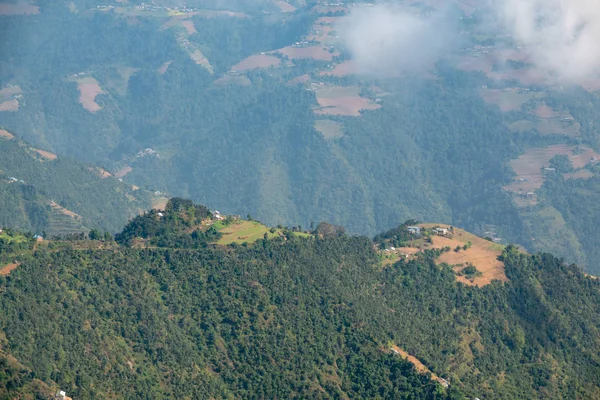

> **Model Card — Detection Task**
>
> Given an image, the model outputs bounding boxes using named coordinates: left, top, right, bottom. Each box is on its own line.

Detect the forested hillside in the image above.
left=2, top=0, right=600, bottom=273
left=0, top=130, right=153, bottom=236
left=0, top=201, right=599, bottom=399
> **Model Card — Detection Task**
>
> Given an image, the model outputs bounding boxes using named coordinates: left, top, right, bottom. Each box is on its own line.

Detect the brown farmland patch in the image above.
left=418, top=224, right=507, bottom=287
left=158, top=60, right=173, bottom=75
left=181, top=20, right=196, bottom=35
left=312, top=5, right=348, bottom=14
left=232, top=54, right=281, bottom=71
left=0, top=129, right=14, bottom=140
left=504, top=145, right=600, bottom=194
left=390, top=345, right=448, bottom=387
left=115, top=166, right=132, bottom=178
left=275, top=1, right=296, bottom=12
left=0, top=262, right=19, bottom=276
left=77, top=78, right=104, bottom=112
left=34, top=149, right=57, bottom=160
left=0, top=3, right=39, bottom=15
left=50, top=201, right=82, bottom=220
left=274, top=46, right=338, bottom=61
left=0, top=100, right=19, bottom=112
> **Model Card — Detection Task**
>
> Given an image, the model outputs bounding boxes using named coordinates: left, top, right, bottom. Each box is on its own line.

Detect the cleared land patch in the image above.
left=77, top=77, right=104, bottom=112
left=275, top=1, right=296, bottom=12
left=0, top=2, right=39, bottom=15
left=216, top=220, right=279, bottom=245
left=158, top=60, right=173, bottom=74
left=480, top=88, right=542, bottom=112
left=315, top=119, right=343, bottom=139
left=214, top=75, right=251, bottom=86
left=320, top=60, right=358, bottom=77
left=389, top=345, right=448, bottom=387
left=232, top=55, right=281, bottom=71
left=181, top=20, right=196, bottom=34
left=0, top=262, right=19, bottom=276
left=34, top=149, right=57, bottom=161
left=0, top=130, right=14, bottom=140
left=314, top=86, right=380, bottom=116
left=504, top=145, right=600, bottom=195
left=115, top=166, right=133, bottom=178
left=50, top=201, right=82, bottom=220
left=0, top=85, right=22, bottom=112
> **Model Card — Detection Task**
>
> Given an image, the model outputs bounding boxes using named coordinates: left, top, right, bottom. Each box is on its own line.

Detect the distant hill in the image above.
left=0, top=130, right=154, bottom=236
left=0, top=200, right=599, bottom=399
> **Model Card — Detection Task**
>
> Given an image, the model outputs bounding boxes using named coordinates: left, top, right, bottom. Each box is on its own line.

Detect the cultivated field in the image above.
left=77, top=77, right=104, bottom=112
left=397, top=224, right=507, bottom=287
left=315, top=119, right=343, bottom=139
left=320, top=60, right=358, bottom=77
left=217, top=221, right=279, bottom=245
left=152, top=197, right=169, bottom=211
left=315, top=86, right=380, bottom=116
left=273, top=46, right=338, bottom=61
left=508, top=118, right=580, bottom=137
left=0, top=2, right=39, bottom=15
left=0, top=100, right=19, bottom=112
left=0, top=85, right=22, bottom=112
left=232, top=55, right=281, bottom=71
left=35, top=149, right=57, bottom=161
left=0, top=129, right=14, bottom=140
left=504, top=145, right=600, bottom=194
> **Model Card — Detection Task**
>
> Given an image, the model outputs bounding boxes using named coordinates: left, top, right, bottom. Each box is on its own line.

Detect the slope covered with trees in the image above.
left=0, top=201, right=599, bottom=399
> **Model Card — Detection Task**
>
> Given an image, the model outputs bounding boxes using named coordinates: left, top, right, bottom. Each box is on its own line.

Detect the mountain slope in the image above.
left=0, top=201, right=599, bottom=399
left=0, top=131, right=153, bottom=235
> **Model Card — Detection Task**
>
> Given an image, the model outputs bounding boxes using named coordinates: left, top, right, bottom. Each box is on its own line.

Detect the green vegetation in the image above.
left=0, top=207, right=599, bottom=398
left=0, top=136, right=153, bottom=236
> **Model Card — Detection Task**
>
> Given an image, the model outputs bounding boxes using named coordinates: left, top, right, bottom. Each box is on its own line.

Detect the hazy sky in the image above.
left=338, top=0, right=600, bottom=81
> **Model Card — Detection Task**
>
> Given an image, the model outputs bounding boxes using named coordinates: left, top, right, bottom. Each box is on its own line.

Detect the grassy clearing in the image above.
left=315, top=119, right=343, bottom=139
left=0, top=232, right=28, bottom=244
left=216, top=220, right=279, bottom=245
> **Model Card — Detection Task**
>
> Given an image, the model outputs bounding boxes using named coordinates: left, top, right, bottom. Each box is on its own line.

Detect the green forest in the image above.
left=0, top=200, right=599, bottom=398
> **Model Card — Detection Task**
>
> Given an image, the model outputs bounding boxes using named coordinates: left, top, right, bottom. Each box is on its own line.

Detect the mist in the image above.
left=337, top=3, right=459, bottom=76
left=496, top=0, right=600, bottom=80
left=338, top=0, right=600, bottom=82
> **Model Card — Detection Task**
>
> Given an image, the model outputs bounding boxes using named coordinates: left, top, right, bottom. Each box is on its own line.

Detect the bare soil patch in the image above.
left=0, top=263, right=19, bottom=276
left=274, top=46, right=338, bottom=61
left=115, top=166, right=132, bottom=178
left=0, top=100, right=19, bottom=112
left=34, top=149, right=57, bottom=161
left=275, top=1, right=296, bottom=12
left=232, top=55, right=281, bottom=71
left=158, top=60, right=173, bottom=75
left=504, top=145, right=600, bottom=194
left=77, top=78, right=104, bottom=112
left=153, top=197, right=168, bottom=211
left=0, top=129, right=14, bottom=140
left=0, top=3, right=39, bottom=15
